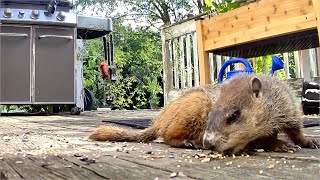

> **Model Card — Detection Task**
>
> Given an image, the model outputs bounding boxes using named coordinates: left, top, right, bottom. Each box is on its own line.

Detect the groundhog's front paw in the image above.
left=266, top=139, right=299, bottom=152
left=301, top=138, right=320, bottom=149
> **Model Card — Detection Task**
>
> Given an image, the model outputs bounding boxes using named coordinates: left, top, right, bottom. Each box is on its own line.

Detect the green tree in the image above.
left=75, top=0, right=202, bottom=27
left=75, top=0, right=207, bottom=109
left=203, top=0, right=241, bottom=13
left=82, top=22, right=163, bottom=109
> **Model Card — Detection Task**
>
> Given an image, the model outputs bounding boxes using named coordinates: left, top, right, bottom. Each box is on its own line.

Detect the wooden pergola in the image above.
left=196, top=0, right=320, bottom=85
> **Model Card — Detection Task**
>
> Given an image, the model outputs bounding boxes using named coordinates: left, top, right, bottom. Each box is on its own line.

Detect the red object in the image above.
left=100, top=62, right=110, bottom=79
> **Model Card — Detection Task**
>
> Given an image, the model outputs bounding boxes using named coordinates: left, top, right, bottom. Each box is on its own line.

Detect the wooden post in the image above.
left=294, top=51, right=301, bottom=78
left=186, top=34, right=193, bottom=87
left=173, top=39, right=179, bottom=89
left=252, top=57, right=257, bottom=71
left=193, top=32, right=200, bottom=87
left=179, top=36, right=186, bottom=88
left=299, top=49, right=312, bottom=81
left=283, top=52, right=290, bottom=79
left=209, top=53, right=215, bottom=83
left=312, top=0, right=320, bottom=44
left=316, top=47, right=320, bottom=76
left=309, top=48, right=317, bottom=78
left=216, top=55, right=222, bottom=78
left=161, top=30, right=172, bottom=105
left=196, top=20, right=210, bottom=85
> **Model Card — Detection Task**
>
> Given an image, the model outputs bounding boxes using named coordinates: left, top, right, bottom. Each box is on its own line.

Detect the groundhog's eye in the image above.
left=227, top=110, right=240, bottom=124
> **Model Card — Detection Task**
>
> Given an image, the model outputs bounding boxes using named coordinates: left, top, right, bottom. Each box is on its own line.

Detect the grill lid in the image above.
left=0, top=0, right=73, bottom=8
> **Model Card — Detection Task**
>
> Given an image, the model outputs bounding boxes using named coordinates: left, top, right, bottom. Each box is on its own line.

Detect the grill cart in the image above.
left=0, top=0, right=114, bottom=115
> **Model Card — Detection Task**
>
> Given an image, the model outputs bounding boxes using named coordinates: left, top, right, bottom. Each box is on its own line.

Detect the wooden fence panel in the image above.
left=186, top=34, right=193, bottom=87
left=180, top=36, right=186, bottom=89
left=193, top=32, right=200, bottom=87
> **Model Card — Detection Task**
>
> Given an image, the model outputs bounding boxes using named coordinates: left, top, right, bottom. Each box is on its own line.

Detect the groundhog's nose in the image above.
left=203, top=132, right=217, bottom=150
left=203, top=138, right=213, bottom=149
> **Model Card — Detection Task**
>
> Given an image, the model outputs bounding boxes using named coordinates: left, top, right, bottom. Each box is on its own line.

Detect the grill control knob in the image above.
left=3, top=8, right=12, bottom=18
left=56, top=11, right=66, bottom=21
left=30, top=10, right=39, bottom=19
left=18, top=10, right=25, bottom=18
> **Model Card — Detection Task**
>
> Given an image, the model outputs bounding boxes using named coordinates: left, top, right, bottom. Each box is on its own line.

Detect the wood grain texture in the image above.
left=196, top=0, right=318, bottom=52
left=196, top=20, right=211, bottom=85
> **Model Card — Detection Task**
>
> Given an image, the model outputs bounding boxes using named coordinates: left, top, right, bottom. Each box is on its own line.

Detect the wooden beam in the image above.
left=312, top=0, right=320, bottom=44
left=196, top=20, right=210, bottom=85
left=196, top=0, right=318, bottom=52
left=162, top=20, right=196, bottom=40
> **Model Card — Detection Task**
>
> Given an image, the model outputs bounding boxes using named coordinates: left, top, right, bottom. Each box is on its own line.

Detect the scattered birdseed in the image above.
left=268, top=164, right=275, bottom=169
left=201, top=158, right=211, bottom=163
left=170, top=172, right=178, bottom=178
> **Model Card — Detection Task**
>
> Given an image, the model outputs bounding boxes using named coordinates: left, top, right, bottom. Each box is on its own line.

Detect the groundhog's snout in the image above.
left=203, top=132, right=237, bottom=155
left=203, top=131, right=221, bottom=150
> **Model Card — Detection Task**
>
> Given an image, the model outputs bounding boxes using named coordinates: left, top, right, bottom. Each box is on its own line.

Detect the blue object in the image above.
left=218, top=58, right=254, bottom=83
left=269, top=56, right=284, bottom=76
left=218, top=56, right=284, bottom=84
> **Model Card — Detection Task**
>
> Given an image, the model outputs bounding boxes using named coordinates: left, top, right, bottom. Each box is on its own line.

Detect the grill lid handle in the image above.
left=38, top=35, right=73, bottom=40
left=0, top=33, right=28, bottom=37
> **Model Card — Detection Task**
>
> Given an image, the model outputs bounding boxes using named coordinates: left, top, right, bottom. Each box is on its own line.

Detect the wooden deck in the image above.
left=0, top=110, right=319, bottom=179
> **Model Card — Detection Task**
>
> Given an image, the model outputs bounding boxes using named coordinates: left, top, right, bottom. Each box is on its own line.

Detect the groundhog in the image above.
left=203, top=73, right=320, bottom=155
left=89, top=84, right=221, bottom=149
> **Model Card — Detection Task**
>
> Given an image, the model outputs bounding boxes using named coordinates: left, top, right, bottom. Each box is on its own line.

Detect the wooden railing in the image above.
left=161, top=4, right=320, bottom=105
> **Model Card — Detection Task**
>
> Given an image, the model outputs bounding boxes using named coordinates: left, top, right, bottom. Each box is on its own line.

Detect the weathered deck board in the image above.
left=0, top=160, right=23, bottom=180
left=0, top=110, right=319, bottom=179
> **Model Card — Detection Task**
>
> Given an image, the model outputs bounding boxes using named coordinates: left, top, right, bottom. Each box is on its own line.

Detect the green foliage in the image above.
left=82, top=22, right=163, bottom=109
left=204, top=0, right=241, bottom=13
left=120, top=0, right=197, bottom=25
left=253, top=54, right=296, bottom=80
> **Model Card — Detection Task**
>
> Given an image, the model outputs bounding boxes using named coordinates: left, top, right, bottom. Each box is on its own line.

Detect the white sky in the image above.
left=75, top=2, right=155, bottom=29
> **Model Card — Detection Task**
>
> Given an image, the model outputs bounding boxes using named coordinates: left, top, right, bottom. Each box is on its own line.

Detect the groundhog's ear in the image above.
left=250, top=77, right=262, bottom=98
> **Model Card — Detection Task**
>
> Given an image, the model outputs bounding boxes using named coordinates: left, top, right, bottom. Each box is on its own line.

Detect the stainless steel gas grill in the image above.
left=0, top=0, right=114, bottom=114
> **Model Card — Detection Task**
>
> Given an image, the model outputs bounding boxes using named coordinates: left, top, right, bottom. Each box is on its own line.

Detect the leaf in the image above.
left=203, top=6, right=212, bottom=11
left=205, top=0, right=214, bottom=7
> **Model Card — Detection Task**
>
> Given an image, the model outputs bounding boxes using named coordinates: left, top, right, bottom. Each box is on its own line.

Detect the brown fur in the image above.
left=203, top=74, right=319, bottom=155
left=89, top=84, right=221, bottom=148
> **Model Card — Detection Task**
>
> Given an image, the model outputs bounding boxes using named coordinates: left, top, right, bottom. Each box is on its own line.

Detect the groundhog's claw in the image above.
left=183, top=140, right=203, bottom=149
